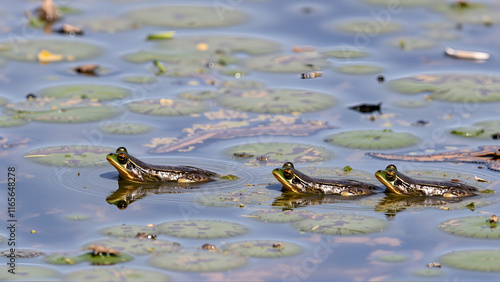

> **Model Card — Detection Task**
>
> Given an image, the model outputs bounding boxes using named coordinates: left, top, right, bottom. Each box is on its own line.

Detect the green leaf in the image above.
left=147, top=31, right=176, bottom=40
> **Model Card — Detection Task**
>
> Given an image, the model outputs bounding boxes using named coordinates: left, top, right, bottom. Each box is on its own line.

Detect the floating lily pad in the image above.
left=227, top=142, right=334, bottom=166
left=292, top=213, right=388, bottom=235
left=123, top=49, right=235, bottom=65
left=438, top=216, right=500, bottom=239
left=389, top=37, right=437, bottom=50
left=178, top=90, right=218, bottom=100
left=440, top=250, right=500, bottom=272
left=218, top=89, right=335, bottom=114
left=364, top=0, right=431, bottom=6
left=393, top=99, right=431, bottom=108
left=375, top=254, right=409, bottom=262
left=322, top=49, right=368, bottom=58
left=0, top=265, right=61, bottom=281
left=65, top=267, right=170, bottom=281
left=101, top=224, right=157, bottom=237
left=432, top=3, right=500, bottom=25
left=73, top=17, right=141, bottom=33
left=0, top=39, right=102, bottom=62
left=196, top=189, right=276, bottom=207
left=45, top=252, right=133, bottom=265
left=25, top=145, right=113, bottom=167
left=6, top=98, right=120, bottom=123
left=0, top=116, right=26, bottom=127
left=412, top=268, right=443, bottom=277
left=157, top=219, right=248, bottom=239
left=325, top=130, right=419, bottom=149
left=336, top=64, right=383, bottom=75
left=0, top=249, right=45, bottom=258
left=450, top=120, right=500, bottom=139
left=127, top=99, right=207, bottom=116
left=222, top=240, right=303, bottom=258
left=122, top=75, right=158, bottom=84
left=391, top=74, right=500, bottom=102
left=221, top=80, right=264, bottom=89
left=249, top=209, right=313, bottom=223
left=425, top=30, right=460, bottom=40
left=337, top=20, right=402, bottom=34
left=128, top=6, right=247, bottom=28
left=39, top=84, right=131, bottom=100
left=156, top=63, right=208, bottom=77
left=65, top=214, right=92, bottom=221
left=99, top=122, right=153, bottom=135
left=84, top=238, right=180, bottom=255
left=150, top=251, right=246, bottom=272
left=246, top=54, right=329, bottom=72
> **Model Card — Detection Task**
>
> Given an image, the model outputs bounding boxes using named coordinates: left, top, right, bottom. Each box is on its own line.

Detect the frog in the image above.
left=272, top=162, right=378, bottom=196
left=375, top=164, right=478, bottom=197
left=106, top=147, right=219, bottom=183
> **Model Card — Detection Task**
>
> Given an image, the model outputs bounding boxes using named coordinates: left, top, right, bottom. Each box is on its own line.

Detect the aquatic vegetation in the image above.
left=439, top=216, right=500, bottom=239
left=99, top=122, right=153, bottom=135
left=374, top=254, right=409, bottom=262
left=196, top=189, right=276, bottom=207
left=25, top=145, right=114, bottom=167
left=45, top=251, right=133, bottom=265
left=38, top=84, right=131, bottom=100
left=321, top=49, right=368, bottom=58
left=84, top=238, right=181, bottom=255
left=325, top=130, right=419, bottom=149
left=0, top=265, right=61, bottom=280
left=292, top=213, right=388, bottom=235
left=149, top=251, right=246, bottom=272
left=246, top=53, right=329, bottom=72
left=336, top=64, right=383, bottom=75
left=127, top=98, right=207, bottom=116
left=249, top=209, right=313, bottom=223
left=388, top=37, right=436, bottom=50
left=337, top=20, right=402, bottom=34
left=0, top=115, right=26, bottom=127
left=178, top=90, right=218, bottom=100
left=222, top=240, right=303, bottom=258
left=440, top=249, right=500, bottom=271
left=156, top=219, right=248, bottom=239
left=101, top=224, right=158, bottom=237
left=450, top=120, right=500, bottom=139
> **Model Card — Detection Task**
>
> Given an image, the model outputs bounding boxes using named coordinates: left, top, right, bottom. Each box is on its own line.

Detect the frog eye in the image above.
left=386, top=170, right=396, bottom=181
left=283, top=169, right=294, bottom=180
left=386, top=164, right=397, bottom=171
left=117, top=153, right=128, bottom=164
left=116, top=201, right=128, bottom=210
left=116, top=147, right=128, bottom=153
left=283, top=162, right=294, bottom=168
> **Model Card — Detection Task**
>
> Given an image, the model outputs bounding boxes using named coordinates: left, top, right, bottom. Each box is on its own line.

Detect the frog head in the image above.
left=106, top=147, right=143, bottom=182
left=374, top=164, right=407, bottom=195
left=272, top=162, right=308, bottom=193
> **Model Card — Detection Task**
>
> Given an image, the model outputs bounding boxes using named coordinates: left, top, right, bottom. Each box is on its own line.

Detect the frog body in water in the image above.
left=106, top=147, right=219, bottom=183
left=272, top=162, right=378, bottom=196
left=375, top=164, right=478, bottom=197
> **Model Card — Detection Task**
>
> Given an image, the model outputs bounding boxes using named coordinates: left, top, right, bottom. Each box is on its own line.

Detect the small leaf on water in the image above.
left=464, top=202, right=475, bottom=211
left=474, top=175, right=491, bottom=183
left=147, top=31, right=176, bottom=40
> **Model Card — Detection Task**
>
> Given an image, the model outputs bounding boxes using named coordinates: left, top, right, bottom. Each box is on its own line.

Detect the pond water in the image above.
left=1, top=0, right=500, bottom=281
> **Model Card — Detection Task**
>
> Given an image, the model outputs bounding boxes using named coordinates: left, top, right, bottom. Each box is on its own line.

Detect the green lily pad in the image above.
left=128, top=6, right=247, bottom=28
left=336, top=64, right=383, bottom=75
left=73, top=17, right=141, bottom=33
left=390, top=74, right=500, bottom=102
left=65, top=214, right=92, bottom=221
left=218, top=89, right=335, bottom=114
left=127, top=99, right=207, bottom=116
left=222, top=240, right=303, bottom=258
left=438, top=216, right=500, bottom=239
left=0, top=265, right=61, bottom=281
left=221, top=80, right=264, bottom=89
left=440, top=249, right=500, bottom=271
left=25, top=145, right=113, bottom=167
left=122, top=75, right=158, bottom=84
left=149, top=251, right=246, bottom=272
left=227, top=142, right=334, bottom=166
left=292, top=213, right=388, bottom=235
left=0, top=116, right=26, bottom=127
left=123, top=49, right=236, bottom=65
left=219, top=68, right=248, bottom=77
left=432, top=3, right=500, bottom=25
left=147, top=31, right=176, bottom=40
left=157, top=219, right=248, bottom=239
left=101, top=224, right=157, bottom=237
left=337, top=20, right=402, bottom=34
left=249, top=209, right=313, bottom=223
left=0, top=39, right=102, bottom=62
left=156, top=63, right=208, bottom=77
left=325, top=129, right=419, bottom=149
left=178, top=90, right=218, bottom=100
left=389, top=37, right=437, bottom=50
left=364, top=0, right=431, bottom=6
left=45, top=252, right=133, bottom=265
left=65, top=267, right=170, bottom=281
left=450, top=120, right=500, bottom=139
left=412, top=268, right=443, bottom=277
left=393, top=99, right=431, bottom=108
left=246, top=53, right=329, bottom=73
left=196, top=189, right=276, bottom=207
left=84, top=238, right=180, bottom=255
left=99, top=122, right=153, bottom=135
left=375, top=254, right=409, bottom=262
left=322, top=49, right=368, bottom=58
left=38, top=84, right=131, bottom=100
left=6, top=98, right=120, bottom=123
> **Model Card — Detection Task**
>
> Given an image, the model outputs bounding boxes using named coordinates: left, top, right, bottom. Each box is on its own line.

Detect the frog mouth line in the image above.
left=272, top=170, right=301, bottom=193
left=375, top=172, right=404, bottom=195
left=106, top=154, right=136, bottom=181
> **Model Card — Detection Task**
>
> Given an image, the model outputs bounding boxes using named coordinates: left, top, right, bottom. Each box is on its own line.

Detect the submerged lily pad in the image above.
left=432, top=3, right=500, bottom=25
left=227, top=142, right=334, bottom=166
left=25, top=145, right=113, bottom=167
left=336, top=64, right=383, bottom=75
left=389, top=37, right=436, bottom=50
left=84, top=238, right=180, bottom=255
left=337, top=20, right=402, bottom=34
left=0, top=39, right=102, bottom=62
left=293, top=213, right=388, bottom=235
left=178, top=90, right=218, bottom=100
left=439, top=216, right=500, bottom=239
left=39, top=84, right=131, bottom=100
left=65, top=267, right=170, bottom=281
left=73, top=17, right=141, bottom=33
left=221, top=80, right=264, bottom=89
left=122, top=75, right=158, bottom=84
left=393, top=99, right=431, bottom=108
left=0, top=116, right=26, bottom=127
left=440, top=250, right=500, bottom=272
left=246, top=54, right=329, bottom=73
left=249, top=209, right=313, bottom=223
left=157, top=219, right=248, bottom=239
left=325, top=130, right=419, bottom=149
left=450, top=120, right=500, bottom=139
left=322, top=49, right=368, bottom=58
left=0, top=265, right=61, bottom=281
left=196, top=189, right=276, bottom=207
left=127, top=99, right=207, bottom=116
left=218, top=89, right=335, bottom=114
left=65, top=214, right=92, bottom=221
left=223, top=240, right=303, bottom=258
left=45, top=252, right=133, bottom=265
left=128, top=6, right=247, bottom=28
left=99, top=122, right=153, bottom=135
left=101, top=224, right=157, bottom=237
left=375, top=254, right=409, bottom=262
left=149, top=251, right=246, bottom=272
left=391, top=74, right=500, bottom=102
left=412, top=268, right=443, bottom=277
